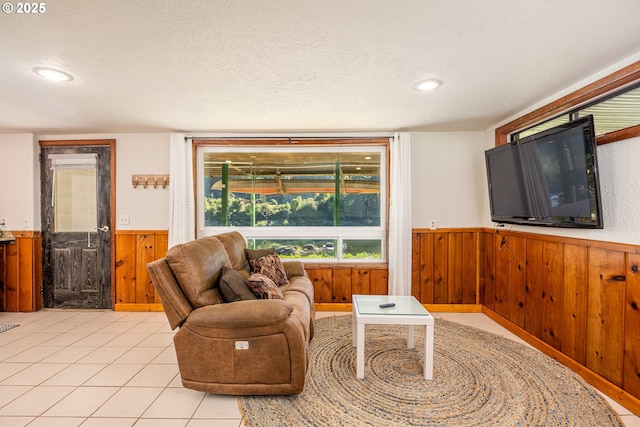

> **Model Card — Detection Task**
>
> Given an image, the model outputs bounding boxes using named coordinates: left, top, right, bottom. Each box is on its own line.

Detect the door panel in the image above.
left=41, top=144, right=112, bottom=309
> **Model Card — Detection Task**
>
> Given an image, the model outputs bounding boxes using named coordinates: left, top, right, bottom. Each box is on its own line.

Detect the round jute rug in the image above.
left=239, top=315, right=623, bottom=427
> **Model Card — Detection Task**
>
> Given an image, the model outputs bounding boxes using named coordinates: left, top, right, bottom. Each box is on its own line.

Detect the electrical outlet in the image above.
left=118, top=214, right=130, bottom=225
left=429, top=219, right=436, bottom=230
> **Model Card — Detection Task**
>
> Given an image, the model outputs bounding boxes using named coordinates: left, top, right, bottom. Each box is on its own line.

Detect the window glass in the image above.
left=248, top=238, right=337, bottom=259
left=343, top=239, right=382, bottom=260
left=198, top=144, right=386, bottom=261
left=54, top=168, right=97, bottom=232
left=512, top=82, right=640, bottom=143
left=515, top=116, right=570, bottom=140
left=577, top=85, right=640, bottom=136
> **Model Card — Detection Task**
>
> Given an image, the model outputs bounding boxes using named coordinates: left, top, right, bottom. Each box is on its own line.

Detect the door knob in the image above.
left=97, top=225, right=110, bottom=232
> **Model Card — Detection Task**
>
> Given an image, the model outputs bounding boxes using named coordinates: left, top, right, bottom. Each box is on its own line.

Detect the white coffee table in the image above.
left=352, top=295, right=434, bottom=379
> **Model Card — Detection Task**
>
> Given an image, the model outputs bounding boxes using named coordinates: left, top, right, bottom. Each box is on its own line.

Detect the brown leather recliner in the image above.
left=147, top=231, right=315, bottom=395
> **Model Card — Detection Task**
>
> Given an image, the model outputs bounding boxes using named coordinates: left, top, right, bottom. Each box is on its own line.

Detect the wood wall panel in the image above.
left=586, top=248, right=625, bottom=386
left=480, top=232, right=495, bottom=310
left=433, top=233, right=448, bottom=303
left=0, top=232, right=41, bottom=312
left=411, top=233, right=422, bottom=299
left=447, top=232, right=463, bottom=304
left=370, top=269, right=388, bottom=295
left=419, top=233, right=435, bottom=303
left=306, top=268, right=332, bottom=303
left=462, top=231, right=477, bottom=304
left=114, top=231, right=168, bottom=305
left=0, top=245, right=4, bottom=310
left=332, top=269, right=352, bottom=303
left=625, top=253, right=640, bottom=397
left=115, top=233, right=136, bottom=304
left=135, top=234, right=157, bottom=303
left=351, top=269, right=370, bottom=296
left=541, top=241, right=564, bottom=350
left=4, top=242, right=18, bottom=312
left=524, top=239, right=544, bottom=338
left=506, top=236, right=526, bottom=328
left=494, top=235, right=526, bottom=320
left=562, top=244, right=588, bottom=364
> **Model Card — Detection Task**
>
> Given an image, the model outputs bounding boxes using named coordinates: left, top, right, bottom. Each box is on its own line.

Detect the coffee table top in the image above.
left=352, top=295, right=431, bottom=317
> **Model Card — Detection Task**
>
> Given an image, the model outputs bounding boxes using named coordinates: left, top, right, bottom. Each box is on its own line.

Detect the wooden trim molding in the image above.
left=114, top=303, right=163, bottom=312
left=495, top=61, right=640, bottom=147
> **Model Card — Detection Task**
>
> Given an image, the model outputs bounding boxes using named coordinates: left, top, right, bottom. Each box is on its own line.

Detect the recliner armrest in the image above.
left=185, top=299, right=293, bottom=329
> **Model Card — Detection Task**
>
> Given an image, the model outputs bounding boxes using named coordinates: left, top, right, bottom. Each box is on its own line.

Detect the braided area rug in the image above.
left=0, top=324, right=18, bottom=334
left=239, top=315, right=622, bottom=427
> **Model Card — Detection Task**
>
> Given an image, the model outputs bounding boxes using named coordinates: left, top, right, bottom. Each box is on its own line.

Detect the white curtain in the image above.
left=168, top=133, right=195, bottom=248
left=388, top=132, right=412, bottom=295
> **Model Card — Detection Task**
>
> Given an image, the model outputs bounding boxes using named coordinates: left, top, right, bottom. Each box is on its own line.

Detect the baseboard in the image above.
left=425, top=304, right=482, bottom=313
left=114, top=303, right=164, bottom=312
left=315, top=303, right=482, bottom=313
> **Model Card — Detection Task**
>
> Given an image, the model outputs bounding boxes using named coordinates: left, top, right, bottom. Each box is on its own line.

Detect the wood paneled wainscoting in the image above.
left=0, top=232, right=42, bottom=312
left=479, top=228, right=640, bottom=415
left=113, top=231, right=390, bottom=312
left=114, top=231, right=168, bottom=311
left=411, top=228, right=482, bottom=310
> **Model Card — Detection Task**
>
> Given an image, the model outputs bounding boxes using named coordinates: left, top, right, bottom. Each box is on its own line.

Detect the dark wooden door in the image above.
left=40, top=144, right=112, bottom=309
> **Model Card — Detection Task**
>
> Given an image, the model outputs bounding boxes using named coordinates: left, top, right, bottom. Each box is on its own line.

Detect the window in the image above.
left=196, top=141, right=387, bottom=262
left=49, top=153, right=97, bottom=232
left=511, top=81, right=640, bottom=142
left=496, top=61, right=640, bottom=147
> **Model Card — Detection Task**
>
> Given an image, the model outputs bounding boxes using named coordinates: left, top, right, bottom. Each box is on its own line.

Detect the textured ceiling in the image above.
left=1, top=0, right=639, bottom=134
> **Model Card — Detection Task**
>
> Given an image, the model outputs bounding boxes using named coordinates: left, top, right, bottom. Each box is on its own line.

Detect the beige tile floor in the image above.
left=0, top=309, right=637, bottom=427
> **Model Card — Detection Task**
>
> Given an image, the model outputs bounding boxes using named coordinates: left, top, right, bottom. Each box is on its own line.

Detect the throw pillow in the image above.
left=249, top=253, right=289, bottom=286
left=243, top=248, right=277, bottom=276
left=247, top=273, right=284, bottom=300
left=219, top=267, right=256, bottom=302
left=245, top=248, right=276, bottom=261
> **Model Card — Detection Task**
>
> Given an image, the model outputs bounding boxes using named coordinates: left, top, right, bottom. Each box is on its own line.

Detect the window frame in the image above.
left=193, top=138, right=389, bottom=263
left=495, top=61, right=640, bottom=147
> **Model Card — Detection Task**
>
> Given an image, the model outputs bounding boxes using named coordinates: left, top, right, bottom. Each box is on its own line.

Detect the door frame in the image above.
left=39, top=139, right=116, bottom=307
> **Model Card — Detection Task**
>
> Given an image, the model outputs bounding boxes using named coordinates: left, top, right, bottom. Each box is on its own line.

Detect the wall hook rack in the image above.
left=132, top=174, right=170, bottom=189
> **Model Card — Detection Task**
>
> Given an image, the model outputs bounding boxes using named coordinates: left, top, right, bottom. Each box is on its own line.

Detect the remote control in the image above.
left=379, top=303, right=396, bottom=308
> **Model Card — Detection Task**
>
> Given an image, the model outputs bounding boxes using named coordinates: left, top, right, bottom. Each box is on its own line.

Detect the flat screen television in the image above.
left=485, top=115, right=603, bottom=228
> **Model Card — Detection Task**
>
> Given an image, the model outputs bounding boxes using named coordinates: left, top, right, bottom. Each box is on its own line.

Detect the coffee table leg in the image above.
left=357, top=323, right=365, bottom=378
left=352, top=308, right=356, bottom=348
left=407, top=325, right=415, bottom=348
left=424, top=324, right=434, bottom=380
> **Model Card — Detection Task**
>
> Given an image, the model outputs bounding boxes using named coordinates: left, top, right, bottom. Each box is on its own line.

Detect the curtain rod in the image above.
left=184, top=133, right=395, bottom=141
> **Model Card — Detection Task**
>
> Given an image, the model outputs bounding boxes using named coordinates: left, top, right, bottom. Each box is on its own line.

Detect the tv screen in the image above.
left=485, top=115, right=603, bottom=228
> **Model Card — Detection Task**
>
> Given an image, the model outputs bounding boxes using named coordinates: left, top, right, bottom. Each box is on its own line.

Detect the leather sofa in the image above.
left=146, top=231, right=315, bottom=395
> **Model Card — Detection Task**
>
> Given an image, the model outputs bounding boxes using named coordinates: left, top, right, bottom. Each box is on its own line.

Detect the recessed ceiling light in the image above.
left=33, top=67, right=73, bottom=82
left=414, top=79, right=442, bottom=91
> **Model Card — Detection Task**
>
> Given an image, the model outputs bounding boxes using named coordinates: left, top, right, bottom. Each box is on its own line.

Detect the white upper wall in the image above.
left=410, top=132, right=486, bottom=229
left=0, top=134, right=38, bottom=230
left=36, top=133, right=171, bottom=231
